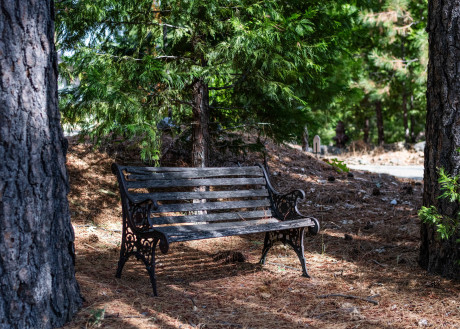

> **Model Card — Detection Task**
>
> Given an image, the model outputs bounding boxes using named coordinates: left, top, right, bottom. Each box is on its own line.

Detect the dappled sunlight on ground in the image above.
left=63, top=137, right=460, bottom=329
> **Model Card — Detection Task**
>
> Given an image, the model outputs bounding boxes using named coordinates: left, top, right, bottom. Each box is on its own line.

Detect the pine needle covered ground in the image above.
left=63, top=137, right=459, bottom=329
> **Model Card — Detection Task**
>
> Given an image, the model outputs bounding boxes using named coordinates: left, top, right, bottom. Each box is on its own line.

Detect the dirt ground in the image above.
left=63, top=137, right=459, bottom=329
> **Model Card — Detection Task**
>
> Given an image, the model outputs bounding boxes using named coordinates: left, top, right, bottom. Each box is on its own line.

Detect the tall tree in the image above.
left=56, top=0, right=356, bottom=165
left=341, top=0, right=427, bottom=145
left=420, top=0, right=460, bottom=279
left=0, top=1, right=82, bottom=327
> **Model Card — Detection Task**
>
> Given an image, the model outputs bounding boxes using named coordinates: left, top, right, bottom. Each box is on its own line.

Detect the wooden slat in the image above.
left=160, top=218, right=316, bottom=242
left=152, top=210, right=273, bottom=224
left=126, top=177, right=266, bottom=189
left=126, top=167, right=263, bottom=180
left=124, top=166, right=262, bottom=174
left=153, top=199, right=270, bottom=213
left=158, top=218, right=279, bottom=235
left=131, top=189, right=269, bottom=202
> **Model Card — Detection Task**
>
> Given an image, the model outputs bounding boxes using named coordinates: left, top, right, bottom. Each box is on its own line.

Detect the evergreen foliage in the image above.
left=419, top=165, right=460, bottom=250
left=56, top=0, right=429, bottom=158
left=56, top=0, right=357, bottom=160
left=334, top=0, right=428, bottom=144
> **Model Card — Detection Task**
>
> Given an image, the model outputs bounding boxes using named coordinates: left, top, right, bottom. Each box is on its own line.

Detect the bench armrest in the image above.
left=112, top=163, right=159, bottom=209
left=112, top=163, right=159, bottom=230
left=272, top=189, right=306, bottom=220
left=138, top=227, right=170, bottom=254
left=257, top=163, right=307, bottom=220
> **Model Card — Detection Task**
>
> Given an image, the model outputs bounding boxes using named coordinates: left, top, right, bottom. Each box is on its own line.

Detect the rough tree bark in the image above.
left=363, top=118, right=370, bottom=144
left=402, top=91, right=409, bottom=144
left=375, top=100, right=384, bottom=146
left=410, top=95, right=417, bottom=143
left=0, top=1, right=82, bottom=328
left=420, top=0, right=460, bottom=279
left=191, top=78, right=210, bottom=167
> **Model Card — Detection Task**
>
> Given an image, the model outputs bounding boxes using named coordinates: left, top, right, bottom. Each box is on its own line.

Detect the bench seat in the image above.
left=149, top=218, right=315, bottom=242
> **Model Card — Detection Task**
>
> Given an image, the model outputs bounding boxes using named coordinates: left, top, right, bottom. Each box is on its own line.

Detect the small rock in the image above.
left=344, top=234, right=353, bottom=241
left=327, top=176, right=336, bottom=182
left=414, top=141, right=426, bottom=152
left=343, top=203, right=356, bottom=209
left=375, top=247, right=385, bottom=253
left=390, top=199, right=397, bottom=205
left=364, top=221, right=374, bottom=230
left=372, top=188, right=381, bottom=196
left=418, top=319, right=428, bottom=327
left=402, top=185, right=413, bottom=195
left=347, top=172, right=354, bottom=178
left=88, top=234, right=99, bottom=243
left=341, top=302, right=363, bottom=319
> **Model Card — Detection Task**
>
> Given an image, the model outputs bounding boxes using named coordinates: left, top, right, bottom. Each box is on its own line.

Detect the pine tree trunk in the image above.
left=402, top=92, right=409, bottom=143
left=410, top=95, right=417, bottom=143
left=192, top=79, right=210, bottom=167
left=363, top=118, right=370, bottom=144
left=420, top=0, right=460, bottom=279
left=375, top=101, right=384, bottom=146
left=0, top=1, right=82, bottom=328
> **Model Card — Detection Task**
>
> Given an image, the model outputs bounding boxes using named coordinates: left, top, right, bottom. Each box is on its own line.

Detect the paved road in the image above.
left=347, top=164, right=424, bottom=180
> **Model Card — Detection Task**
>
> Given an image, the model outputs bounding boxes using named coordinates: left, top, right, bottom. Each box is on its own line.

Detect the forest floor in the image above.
left=63, top=136, right=459, bottom=329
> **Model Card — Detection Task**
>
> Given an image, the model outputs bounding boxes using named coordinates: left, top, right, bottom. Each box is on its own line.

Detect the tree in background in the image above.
left=0, top=1, right=82, bottom=327
left=419, top=0, right=460, bottom=279
left=337, top=0, right=427, bottom=146
left=56, top=0, right=356, bottom=165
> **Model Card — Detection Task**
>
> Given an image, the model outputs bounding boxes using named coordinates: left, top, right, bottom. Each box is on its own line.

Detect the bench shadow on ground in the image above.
left=72, top=229, right=418, bottom=329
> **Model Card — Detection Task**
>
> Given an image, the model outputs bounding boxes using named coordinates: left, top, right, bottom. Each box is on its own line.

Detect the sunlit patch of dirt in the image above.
left=63, top=136, right=459, bottom=329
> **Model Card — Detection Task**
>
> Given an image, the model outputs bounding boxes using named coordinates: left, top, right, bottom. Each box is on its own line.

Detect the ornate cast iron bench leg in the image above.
left=115, top=226, right=169, bottom=296
left=115, top=248, right=129, bottom=279
left=260, top=231, right=274, bottom=266
left=115, top=224, right=136, bottom=279
left=259, top=228, right=310, bottom=278
left=140, top=238, right=159, bottom=296
left=137, top=233, right=169, bottom=296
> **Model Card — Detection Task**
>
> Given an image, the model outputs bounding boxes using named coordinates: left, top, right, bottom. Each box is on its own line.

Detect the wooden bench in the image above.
left=111, top=163, right=320, bottom=295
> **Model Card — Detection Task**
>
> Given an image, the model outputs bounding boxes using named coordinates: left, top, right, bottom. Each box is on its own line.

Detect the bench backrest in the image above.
left=112, top=164, right=276, bottom=231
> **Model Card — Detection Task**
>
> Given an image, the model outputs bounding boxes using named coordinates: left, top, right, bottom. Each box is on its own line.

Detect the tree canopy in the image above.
left=56, top=0, right=428, bottom=161
left=56, top=0, right=358, bottom=162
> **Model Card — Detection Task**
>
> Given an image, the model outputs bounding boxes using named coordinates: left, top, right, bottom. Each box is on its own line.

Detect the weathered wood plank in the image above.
left=152, top=210, right=273, bottom=224
left=123, top=166, right=262, bottom=174
left=126, top=167, right=263, bottom=180
left=153, top=199, right=270, bottom=213
left=162, top=218, right=315, bottom=242
left=131, top=189, right=269, bottom=202
left=126, top=177, right=266, bottom=189
left=157, top=218, right=279, bottom=235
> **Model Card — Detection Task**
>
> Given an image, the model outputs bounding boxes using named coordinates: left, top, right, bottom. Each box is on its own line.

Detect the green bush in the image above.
left=419, top=157, right=460, bottom=263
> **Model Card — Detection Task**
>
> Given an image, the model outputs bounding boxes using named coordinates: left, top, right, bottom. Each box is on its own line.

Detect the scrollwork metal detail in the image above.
left=271, top=190, right=305, bottom=221
left=128, top=200, right=153, bottom=231
left=115, top=198, right=169, bottom=296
